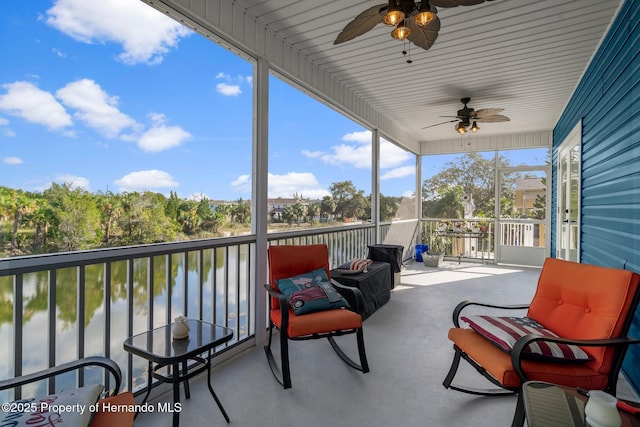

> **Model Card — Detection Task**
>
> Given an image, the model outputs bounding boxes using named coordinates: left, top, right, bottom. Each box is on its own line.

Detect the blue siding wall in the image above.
left=553, top=0, right=640, bottom=392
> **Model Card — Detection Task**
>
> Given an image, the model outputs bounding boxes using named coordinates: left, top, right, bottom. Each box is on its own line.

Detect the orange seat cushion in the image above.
left=448, top=328, right=608, bottom=390
left=271, top=307, right=362, bottom=338
left=90, top=392, right=135, bottom=427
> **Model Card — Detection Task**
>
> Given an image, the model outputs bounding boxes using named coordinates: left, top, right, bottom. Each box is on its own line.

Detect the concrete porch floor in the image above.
left=133, top=261, right=637, bottom=427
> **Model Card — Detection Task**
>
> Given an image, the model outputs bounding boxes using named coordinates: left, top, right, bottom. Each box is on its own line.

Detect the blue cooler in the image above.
left=415, top=244, right=429, bottom=262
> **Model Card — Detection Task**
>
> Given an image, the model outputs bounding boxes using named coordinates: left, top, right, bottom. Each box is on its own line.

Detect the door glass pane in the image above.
left=557, top=139, right=580, bottom=262
left=559, top=155, right=569, bottom=255
left=569, top=145, right=580, bottom=256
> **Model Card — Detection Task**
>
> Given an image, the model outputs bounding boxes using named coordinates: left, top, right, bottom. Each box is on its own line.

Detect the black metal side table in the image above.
left=124, top=320, right=233, bottom=427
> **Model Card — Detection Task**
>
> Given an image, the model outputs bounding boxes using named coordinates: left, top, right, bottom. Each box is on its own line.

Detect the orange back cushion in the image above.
left=268, top=244, right=331, bottom=309
left=527, top=258, right=640, bottom=373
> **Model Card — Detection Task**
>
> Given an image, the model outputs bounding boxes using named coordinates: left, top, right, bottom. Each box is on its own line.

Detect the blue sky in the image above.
left=0, top=0, right=418, bottom=201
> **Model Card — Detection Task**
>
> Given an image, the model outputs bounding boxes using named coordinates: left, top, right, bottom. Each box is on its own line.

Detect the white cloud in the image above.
left=52, top=48, right=67, bottom=58
left=54, top=174, right=90, bottom=190
left=3, top=157, right=23, bottom=165
left=56, top=79, right=138, bottom=138
left=381, top=165, right=415, bottom=180
left=301, top=130, right=413, bottom=171
left=300, top=150, right=323, bottom=158
left=137, top=124, right=191, bottom=152
left=214, top=73, right=252, bottom=96
left=0, top=118, right=15, bottom=138
left=216, top=83, right=241, bottom=96
left=114, top=170, right=179, bottom=192
left=231, top=172, right=330, bottom=199
left=317, top=143, right=372, bottom=168
left=343, top=130, right=372, bottom=144
left=269, top=172, right=330, bottom=199
left=45, top=0, right=191, bottom=65
left=380, top=140, right=413, bottom=169
left=0, top=81, right=72, bottom=131
left=230, top=174, right=251, bottom=193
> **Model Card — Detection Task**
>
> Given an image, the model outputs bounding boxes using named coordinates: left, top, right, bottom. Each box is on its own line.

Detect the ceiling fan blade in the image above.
left=430, top=0, right=493, bottom=7
left=475, top=115, right=510, bottom=123
left=334, top=4, right=387, bottom=45
left=422, top=119, right=458, bottom=129
left=474, top=107, right=504, bottom=117
left=407, top=14, right=440, bottom=50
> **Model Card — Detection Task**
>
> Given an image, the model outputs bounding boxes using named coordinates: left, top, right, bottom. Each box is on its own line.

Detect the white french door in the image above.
left=556, top=122, right=581, bottom=262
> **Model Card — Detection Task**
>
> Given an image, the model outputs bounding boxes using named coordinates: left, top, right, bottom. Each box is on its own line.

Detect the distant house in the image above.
left=208, top=200, right=234, bottom=211
left=268, top=197, right=306, bottom=221
left=515, top=178, right=545, bottom=216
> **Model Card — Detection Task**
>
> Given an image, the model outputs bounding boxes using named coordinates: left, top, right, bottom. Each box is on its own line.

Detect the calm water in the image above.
left=0, top=247, right=250, bottom=398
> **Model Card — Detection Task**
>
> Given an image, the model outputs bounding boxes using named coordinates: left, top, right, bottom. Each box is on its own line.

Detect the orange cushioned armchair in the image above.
left=443, top=258, right=640, bottom=398
left=264, top=244, right=369, bottom=389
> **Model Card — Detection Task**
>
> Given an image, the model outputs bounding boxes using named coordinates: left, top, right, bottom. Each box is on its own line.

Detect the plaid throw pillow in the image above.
left=461, top=315, right=593, bottom=362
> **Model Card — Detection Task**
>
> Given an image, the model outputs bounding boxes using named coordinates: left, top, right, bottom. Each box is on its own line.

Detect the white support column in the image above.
left=416, top=154, right=422, bottom=220
left=253, top=57, right=269, bottom=345
left=371, top=129, right=380, bottom=243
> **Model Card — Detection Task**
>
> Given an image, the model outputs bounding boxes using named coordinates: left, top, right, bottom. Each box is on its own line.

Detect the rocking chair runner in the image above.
left=264, top=244, right=370, bottom=389
left=443, top=258, right=640, bottom=398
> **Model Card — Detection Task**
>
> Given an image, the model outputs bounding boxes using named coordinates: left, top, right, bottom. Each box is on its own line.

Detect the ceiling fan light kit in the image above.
left=391, top=20, right=411, bottom=40
left=383, top=0, right=405, bottom=26
left=415, top=3, right=437, bottom=26
left=456, top=120, right=479, bottom=134
left=335, top=1, right=496, bottom=54
left=423, top=98, right=509, bottom=135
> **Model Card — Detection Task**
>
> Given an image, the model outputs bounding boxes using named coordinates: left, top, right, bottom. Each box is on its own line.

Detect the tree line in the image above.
left=0, top=180, right=403, bottom=257
left=1, top=153, right=546, bottom=257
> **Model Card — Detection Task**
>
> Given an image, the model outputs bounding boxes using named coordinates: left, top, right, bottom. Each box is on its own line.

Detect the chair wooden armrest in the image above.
left=511, top=334, right=640, bottom=382
left=0, top=356, right=122, bottom=397
left=452, top=300, right=530, bottom=327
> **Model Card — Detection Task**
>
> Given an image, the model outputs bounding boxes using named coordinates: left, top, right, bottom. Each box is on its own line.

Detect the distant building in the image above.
left=515, top=178, right=545, bottom=216
left=268, top=197, right=307, bottom=220
left=208, top=200, right=234, bottom=211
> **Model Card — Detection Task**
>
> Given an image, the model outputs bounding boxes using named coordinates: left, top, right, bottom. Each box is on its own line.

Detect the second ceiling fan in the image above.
left=422, top=98, right=510, bottom=134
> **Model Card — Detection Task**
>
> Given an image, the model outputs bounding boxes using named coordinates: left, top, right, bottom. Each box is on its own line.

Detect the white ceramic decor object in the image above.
left=172, top=315, right=190, bottom=340
left=584, top=390, right=621, bottom=427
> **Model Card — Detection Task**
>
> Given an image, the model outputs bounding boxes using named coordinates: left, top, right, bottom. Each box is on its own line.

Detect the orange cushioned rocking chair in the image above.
left=443, top=258, right=640, bottom=406
left=264, top=244, right=370, bottom=389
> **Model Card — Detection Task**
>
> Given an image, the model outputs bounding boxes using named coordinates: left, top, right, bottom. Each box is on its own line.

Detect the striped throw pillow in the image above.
left=337, top=258, right=373, bottom=272
left=461, top=315, right=593, bottom=362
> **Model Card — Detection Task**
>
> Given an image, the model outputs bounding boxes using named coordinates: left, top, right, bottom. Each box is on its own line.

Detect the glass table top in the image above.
left=124, top=320, right=233, bottom=363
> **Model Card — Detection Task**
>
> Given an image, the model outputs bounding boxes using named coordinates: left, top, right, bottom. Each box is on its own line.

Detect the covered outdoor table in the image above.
left=367, top=244, right=404, bottom=288
left=331, top=261, right=391, bottom=320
